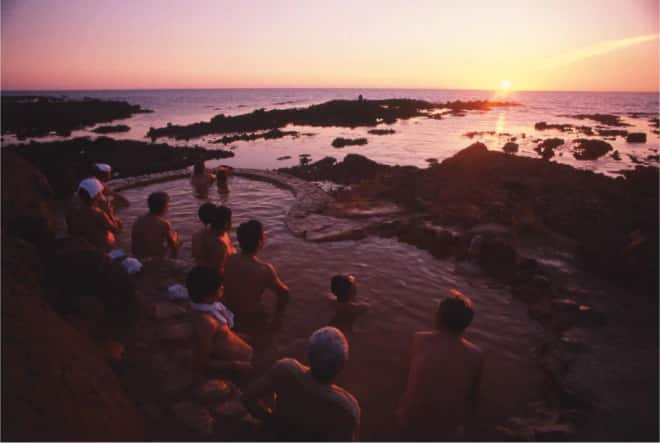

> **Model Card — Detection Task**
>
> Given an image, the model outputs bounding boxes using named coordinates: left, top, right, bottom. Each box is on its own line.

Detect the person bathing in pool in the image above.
left=223, top=220, right=289, bottom=334
left=192, top=204, right=236, bottom=274
left=397, top=289, right=484, bottom=441
left=187, top=266, right=253, bottom=378
left=131, top=191, right=181, bottom=259
left=328, top=274, right=368, bottom=332
left=66, top=178, right=120, bottom=251
left=190, top=160, right=216, bottom=197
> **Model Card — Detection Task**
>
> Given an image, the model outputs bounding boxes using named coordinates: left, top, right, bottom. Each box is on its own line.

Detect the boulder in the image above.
left=572, top=139, right=613, bottom=160
left=626, top=132, right=647, bottom=143
left=502, top=142, right=519, bottom=154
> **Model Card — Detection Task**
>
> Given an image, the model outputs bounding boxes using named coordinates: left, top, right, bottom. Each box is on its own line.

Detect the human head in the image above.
left=193, top=160, right=205, bottom=176
left=147, top=191, right=170, bottom=215
left=237, top=220, right=263, bottom=254
left=331, top=274, right=357, bottom=302
left=186, top=266, right=223, bottom=303
left=435, top=289, right=474, bottom=334
left=198, top=202, right=216, bottom=226
left=77, top=178, right=104, bottom=205
left=210, top=205, right=232, bottom=232
left=94, top=163, right=112, bottom=182
left=308, top=327, right=349, bottom=383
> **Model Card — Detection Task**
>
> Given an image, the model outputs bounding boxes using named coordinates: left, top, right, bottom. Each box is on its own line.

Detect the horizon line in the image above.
left=2, top=86, right=659, bottom=94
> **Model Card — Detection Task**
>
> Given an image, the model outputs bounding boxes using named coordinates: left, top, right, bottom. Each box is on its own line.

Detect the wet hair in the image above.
left=436, top=289, right=474, bottom=333
left=147, top=191, right=169, bottom=214
left=237, top=220, right=263, bottom=254
left=193, top=160, right=205, bottom=176
left=186, top=266, right=223, bottom=303
left=331, top=275, right=354, bottom=303
left=210, top=205, right=232, bottom=232
left=308, top=327, right=349, bottom=383
left=198, top=203, right=216, bottom=225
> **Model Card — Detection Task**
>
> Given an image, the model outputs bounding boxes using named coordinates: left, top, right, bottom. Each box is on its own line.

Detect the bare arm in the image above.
left=163, top=221, right=180, bottom=258
left=266, top=263, right=289, bottom=308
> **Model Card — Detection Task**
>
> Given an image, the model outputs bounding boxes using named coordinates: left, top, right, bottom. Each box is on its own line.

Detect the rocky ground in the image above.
left=1, top=95, right=151, bottom=139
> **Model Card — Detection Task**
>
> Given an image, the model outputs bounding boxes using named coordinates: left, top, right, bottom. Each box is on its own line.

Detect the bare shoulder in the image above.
left=462, top=337, right=485, bottom=364
left=331, top=384, right=361, bottom=419
left=192, top=311, right=218, bottom=334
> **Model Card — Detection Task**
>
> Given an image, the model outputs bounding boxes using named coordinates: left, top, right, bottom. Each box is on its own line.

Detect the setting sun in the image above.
left=501, top=79, right=512, bottom=90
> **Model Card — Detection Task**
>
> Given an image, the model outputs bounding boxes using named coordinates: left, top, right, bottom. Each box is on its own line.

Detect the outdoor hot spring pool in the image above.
left=116, top=175, right=546, bottom=440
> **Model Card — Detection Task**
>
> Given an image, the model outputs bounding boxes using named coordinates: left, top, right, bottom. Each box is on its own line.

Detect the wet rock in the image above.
left=569, top=113, right=630, bottom=127
left=277, top=155, right=292, bottom=161
left=91, top=124, right=130, bottom=133
left=535, top=121, right=573, bottom=132
left=171, top=401, right=215, bottom=435
left=611, top=150, right=621, bottom=160
left=367, top=128, right=396, bottom=135
left=331, top=137, right=368, bottom=148
left=502, top=141, right=519, bottom=154
left=626, top=132, right=646, bottom=143
left=464, top=130, right=496, bottom=138
left=1, top=95, right=151, bottom=138
left=535, top=138, right=564, bottom=160
left=596, top=128, right=627, bottom=137
left=572, top=139, right=612, bottom=160
left=210, top=128, right=299, bottom=145
left=196, top=379, right=233, bottom=402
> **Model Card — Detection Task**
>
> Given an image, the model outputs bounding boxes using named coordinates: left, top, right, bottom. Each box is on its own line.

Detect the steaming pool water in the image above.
left=116, top=175, right=546, bottom=440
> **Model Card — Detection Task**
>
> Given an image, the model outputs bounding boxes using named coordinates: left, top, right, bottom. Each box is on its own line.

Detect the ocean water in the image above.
left=2, top=88, right=658, bottom=174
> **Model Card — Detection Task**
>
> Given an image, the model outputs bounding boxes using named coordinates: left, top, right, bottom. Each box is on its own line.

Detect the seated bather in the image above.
left=190, top=160, right=216, bottom=197
left=242, top=327, right=361, bottom=441
left=397, top=289, right=484, bottom=441
left=328, top=274, right=368, bottom=332
left=216, top=166, right=230, bottom=194
left=187, top=266, right=253, bottom=378
left=66, top=178, right=120, bottom=251
left=223, top=220, right=289, bottom=333
left=93, top=162, right=129, bottom=213
left=192, top=204, right=236, bottom=274
left=131, top=191, right=181, bottom=259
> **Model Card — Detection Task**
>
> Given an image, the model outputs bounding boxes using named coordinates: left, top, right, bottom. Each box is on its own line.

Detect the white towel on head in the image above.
left=78, top=178, right=104, bottom=199
left=107, top=248, right=127, bottom=260
left=121, top=257, right=143, bottom=275
left=190, top=301, right=235, bottom=328
left=95, top=163, right=112, bottom=173
left=168, top=284, right=190, bottom=301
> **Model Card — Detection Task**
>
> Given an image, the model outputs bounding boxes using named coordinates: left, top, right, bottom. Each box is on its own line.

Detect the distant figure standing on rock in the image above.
left=187, top=266, right=253, bottom=378
left=242, top=327, right=361, bottom=441
left=222, top=220, right=289, bottom=333
left=397, top=289, right=484, bottom=441
left=191, top=160, right=216, bottom=198
left=66, top=178, right=120, bottom=251
left=131, top=191, right=180, bottom=259
left=192, top=204, right=236, bottom=275
left=358, top=94, right=364, bottom=102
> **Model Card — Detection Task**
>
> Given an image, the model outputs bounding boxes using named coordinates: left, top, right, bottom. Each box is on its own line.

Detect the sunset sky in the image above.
left=2, top=0, right=658, bottom=91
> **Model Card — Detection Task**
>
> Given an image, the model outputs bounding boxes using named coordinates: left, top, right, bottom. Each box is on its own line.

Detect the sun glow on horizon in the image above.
left=501, top=79, right=512, bottom=90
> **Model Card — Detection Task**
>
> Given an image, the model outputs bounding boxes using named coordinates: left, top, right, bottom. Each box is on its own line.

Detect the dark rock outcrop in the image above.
left=332, top=137, right=368, bottom=148
left=147, top=99, right=519, bottom=140
left=535, top=138, right=564, bottom=160
left=502, top=142, right=519, bottom=154
left=573, top=139, right=613, bottom=160
left=1, top=96, right=151, bottom=139
left=367, top=128, right=396, bottom=135
left=210, top=128, right=300, bottom=145
left=92, top=124, right=131, bottom=133
left=626, top=132, right=647, bottom=143
left=569, top=114, right=630, bottom=127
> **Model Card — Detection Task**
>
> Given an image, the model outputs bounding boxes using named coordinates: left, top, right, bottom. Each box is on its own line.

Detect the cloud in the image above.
left=538, top=33, right=658, bottom=70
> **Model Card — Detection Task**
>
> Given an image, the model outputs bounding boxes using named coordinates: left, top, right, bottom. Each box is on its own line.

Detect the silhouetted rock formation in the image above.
left=332, top=137, right=368, bottom=148
left=210, top=128, right=300, bottom=144
left=597, top=128, right=628, bottom=137
left=573, top=139, right=613, bottom=160
left=1, top=96, right=151, bottom=139
left=502, top=142, right=519, bottom=154
left=92, top=124, right=131, bottom=133
left=534, top=122, right=594, bottom=135
left=147, top=98, right=519, bottom=140
left=4, top=137, right=234, bottom=199
left=367, top=128, right=396, bottom=135
left=626, top=132, right=647, bottom=143
left=535, top=138, right=564, bottom=160
left=568, top=114, right=630, bottom=127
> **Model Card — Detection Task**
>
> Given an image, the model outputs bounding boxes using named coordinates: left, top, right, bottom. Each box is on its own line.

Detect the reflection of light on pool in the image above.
left=117, top=175, right=546, bottom=440
left=495, top=111, right=506, bottom=134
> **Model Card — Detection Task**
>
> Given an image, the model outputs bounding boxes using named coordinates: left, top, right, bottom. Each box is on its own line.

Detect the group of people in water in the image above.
left=65, top=161, right=484, bottom=441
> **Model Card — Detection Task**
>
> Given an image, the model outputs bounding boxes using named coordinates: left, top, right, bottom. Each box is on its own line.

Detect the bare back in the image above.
left=398, top=330, right=483, bottom=440
left=131, top=213, right=175, bottom=259
left=223, top=253, right=278, bottom=314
